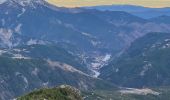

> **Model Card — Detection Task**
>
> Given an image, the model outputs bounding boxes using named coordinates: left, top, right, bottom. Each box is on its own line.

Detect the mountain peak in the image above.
left=2, top=0, right=45, bottom=7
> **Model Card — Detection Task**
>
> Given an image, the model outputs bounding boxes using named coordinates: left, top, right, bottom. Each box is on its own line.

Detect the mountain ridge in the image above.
left=84, top=5, right=170, bottom=19
left=100, top=32, right=170, bottom=88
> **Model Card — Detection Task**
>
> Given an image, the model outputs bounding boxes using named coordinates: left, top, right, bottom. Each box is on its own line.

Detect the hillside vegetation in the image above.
left=17, top=85, right=82, bottom=100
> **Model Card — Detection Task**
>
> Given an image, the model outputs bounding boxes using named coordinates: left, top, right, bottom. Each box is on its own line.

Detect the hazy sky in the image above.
left=47, top=0, right=170, bottom=8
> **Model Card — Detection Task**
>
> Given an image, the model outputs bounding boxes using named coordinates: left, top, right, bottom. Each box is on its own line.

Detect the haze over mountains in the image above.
left=1, top=0, right=170, bottom=100
left=85, top=5, right=170, bottom=19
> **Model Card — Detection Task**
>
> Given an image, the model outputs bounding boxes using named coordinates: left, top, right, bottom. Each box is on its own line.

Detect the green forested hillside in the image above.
left=100, top=32, right=170, bottom=87
left=17, top=85, right=82, bottom=100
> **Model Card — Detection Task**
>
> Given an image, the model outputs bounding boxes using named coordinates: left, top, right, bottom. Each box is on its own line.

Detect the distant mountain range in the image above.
left=85, top=5, right=170, bottom=19
left=150, top=15, right=170, bottom=24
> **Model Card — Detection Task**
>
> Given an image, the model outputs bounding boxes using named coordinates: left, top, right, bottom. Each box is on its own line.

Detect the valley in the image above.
left=0, top=0, right=170, bottom=100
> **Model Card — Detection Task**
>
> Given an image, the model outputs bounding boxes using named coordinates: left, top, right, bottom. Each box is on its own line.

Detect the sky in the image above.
left=47, top=0, right=170, bottom=8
